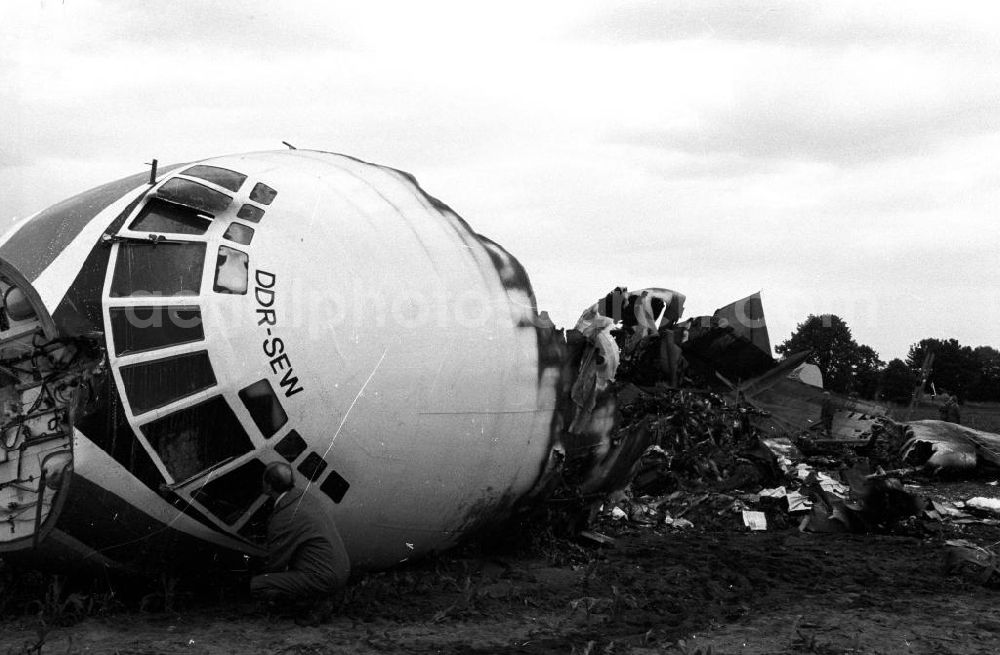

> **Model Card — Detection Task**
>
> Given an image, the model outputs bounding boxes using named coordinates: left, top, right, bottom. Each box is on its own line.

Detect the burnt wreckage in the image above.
left=0, top=150, right=777, bottom=574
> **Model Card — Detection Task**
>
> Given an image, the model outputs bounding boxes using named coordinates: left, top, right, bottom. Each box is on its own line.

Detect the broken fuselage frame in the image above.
left=0, top=150, right=671, bottom=575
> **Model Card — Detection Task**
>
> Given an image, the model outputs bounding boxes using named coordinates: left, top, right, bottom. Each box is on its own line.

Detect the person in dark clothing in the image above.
left=250, top=462, right=350, bottom=624
left=940, top=397, right=961, bottom=424
left=820, top=392, right=835, bottom=437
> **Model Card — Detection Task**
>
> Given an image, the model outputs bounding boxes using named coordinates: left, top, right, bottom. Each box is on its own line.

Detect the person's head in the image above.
left=262, top=461, right=294, bottom=497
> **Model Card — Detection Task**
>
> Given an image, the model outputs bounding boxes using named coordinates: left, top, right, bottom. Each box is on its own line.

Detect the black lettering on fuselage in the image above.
left=263, top=337, right=284, bottom=358
left=278, top=367, right=304, bottom=397
left=255, top=270, right=277, bottom=325
left=254, top=269, right=303, bottom=396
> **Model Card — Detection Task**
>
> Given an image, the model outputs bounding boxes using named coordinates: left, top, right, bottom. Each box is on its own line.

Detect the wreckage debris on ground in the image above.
left=553, top=287, right=1000, bottom=545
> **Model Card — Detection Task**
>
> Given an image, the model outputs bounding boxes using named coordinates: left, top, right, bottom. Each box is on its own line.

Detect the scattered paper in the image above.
left=742, top=510, right=767, bottom=531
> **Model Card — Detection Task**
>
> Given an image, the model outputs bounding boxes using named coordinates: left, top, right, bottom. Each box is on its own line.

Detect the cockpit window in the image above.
left=238, top=379, right=287, bottom=438
left=192, top=458, right=265, bottom=525
left=120, top=350, right=217, bottom=415
left=142, top=395, right=254, bottom=482
left=321, top=469, right=350, bottom=504
left=157, top=178, right=232, bottom=214
left=111, top=242, right=206, bottom=297
left=213, top=246, right=249, bottom=295
left=236, top=205, right=265, bottom=222
left=180, top=165, right=247, bottom=193
left=297, top=452, right=328, bottom=482
left=249, top=183, right=277, bottom=205
left=274, top=430, right=307, bottom=461
left=129, top=199, right=211, bottom=235
left=110, top=306, right=204, bottom=356
left=223, top=223, right=254, bottom=245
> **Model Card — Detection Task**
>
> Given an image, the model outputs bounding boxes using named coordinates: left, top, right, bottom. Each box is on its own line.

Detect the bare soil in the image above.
left=3, top=501, right=1000, bottom=655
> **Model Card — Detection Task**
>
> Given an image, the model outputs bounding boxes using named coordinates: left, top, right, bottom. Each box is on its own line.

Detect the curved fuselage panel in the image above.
left=0, top=151, right=561, bottom=571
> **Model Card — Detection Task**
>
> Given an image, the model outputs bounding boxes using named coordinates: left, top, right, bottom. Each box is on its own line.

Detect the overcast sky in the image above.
left=3, top=1, right=999, bottom=362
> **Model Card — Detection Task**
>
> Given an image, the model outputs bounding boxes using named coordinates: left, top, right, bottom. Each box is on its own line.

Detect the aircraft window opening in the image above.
left=223, top=223, right=254, bottom=245
left=111, top=242, right=206, bottom=297
left=157, top=178, right=232, bottom=214
left=320, top=469, right=350, bottom=504
left=142, top=395, right=254, bottom=482
left=119, top=350, right=217, bottom=415
left=236, top=205, right=265, bottom=222
left=191, top=458, right=265, bottom=525
left=274, top=430, right=306, bottom=461
left=213, top=246, right=249, bottom=295
left=180, top=165, right=247, bottom=193
left=110, top=306, right=204, bottom=356
left=249, top=183, right=277, bottom=205
left=297, top=452, right=327, bottom=482
left=128, top=199, right=211, bottom=235
left=238, top=379, right=288, bottom=439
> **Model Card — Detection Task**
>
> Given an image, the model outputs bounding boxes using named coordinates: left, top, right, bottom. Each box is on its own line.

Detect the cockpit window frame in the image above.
left=179, top=165, right=248, bottom=193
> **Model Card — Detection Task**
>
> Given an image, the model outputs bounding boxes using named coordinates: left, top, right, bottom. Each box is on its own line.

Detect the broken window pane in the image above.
left=223, top=223, right=254, bottom=245
left=297, top=452, right=328, bottom=482
left=110, top=305, right=204, bottom=356
left=249, top=183, right=277, bottom=205
left=236, top=205, right=265, bottom=222
left=238, top=379, right=287, bottom=439
left=157, top=178, right=232, bottom=214
left=180, top=165, right=247, bottom=193
left=274, top=430, right=306, bottom=461
left=320, top=469, right=350, bottom=504
left=129, top=199, right=211, bottom=235
left=110, top=242, right=206, bottom=297
left=191, top=458, right=265, bottom=525
left=120, top=350, right=217, bottom=415
left=213, top=246, right=248, bottom=295
left=142, top=395, right=254, bottom=482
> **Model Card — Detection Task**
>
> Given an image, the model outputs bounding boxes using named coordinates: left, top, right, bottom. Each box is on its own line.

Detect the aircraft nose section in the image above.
left=0, top=261, right=81, bottom=551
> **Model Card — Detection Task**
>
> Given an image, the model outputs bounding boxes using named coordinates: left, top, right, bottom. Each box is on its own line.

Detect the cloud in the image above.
left=618, top=97, right=1000, bottom=164
left=605, top=38, right=1000, bottom=165
left=2, top=0, right=999, bottom=361
left=575, top=0, right=1000, bottom=52
left=24, top=0, right=356, bottom=56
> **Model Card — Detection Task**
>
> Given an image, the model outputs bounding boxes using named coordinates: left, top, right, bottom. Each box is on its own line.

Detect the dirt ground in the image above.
left=3, top=483, right=1000, bottom=655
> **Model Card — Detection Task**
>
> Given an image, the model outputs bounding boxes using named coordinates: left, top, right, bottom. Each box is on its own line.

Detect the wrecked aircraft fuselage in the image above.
left=0, top=151, right=582, bottom=572
left=1, top=150, right=716, bottom=575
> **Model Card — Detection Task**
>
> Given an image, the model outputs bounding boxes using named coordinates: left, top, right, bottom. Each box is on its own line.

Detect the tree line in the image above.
left=775, top=314, right=1000, bottom=404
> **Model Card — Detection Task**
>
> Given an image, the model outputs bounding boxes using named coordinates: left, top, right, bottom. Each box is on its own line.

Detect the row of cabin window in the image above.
left=110, top=242, right=249, bottom=296
left=111, top=170, right=351, bottom=529
left=135, top=383, right=348, bottom=526
left=156, top=168, right=276, bottom=215
left=130, top=198, right=260, bottom=243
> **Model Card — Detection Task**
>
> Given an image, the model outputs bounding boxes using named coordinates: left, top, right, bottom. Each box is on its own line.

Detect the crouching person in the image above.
left=250, top=462, right=350, bottom=625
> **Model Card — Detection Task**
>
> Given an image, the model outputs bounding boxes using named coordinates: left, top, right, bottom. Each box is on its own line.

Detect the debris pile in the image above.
left=553, top=286, right=1000, bottom=564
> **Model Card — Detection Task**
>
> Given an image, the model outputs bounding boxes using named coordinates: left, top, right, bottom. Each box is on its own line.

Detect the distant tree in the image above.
left=776, top=314, right=883, bottom=395
left=854, top=344, right=885, bottom=399
left=906, top=338, right=982, bottom=401
left=970, top=346, right=1000, bottom=402
left=880, top=358, right=917, bottom=404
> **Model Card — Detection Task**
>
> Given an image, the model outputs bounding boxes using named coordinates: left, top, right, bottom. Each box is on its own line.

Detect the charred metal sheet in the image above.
left=681, top=292, right=774, bottom=382
left=900, top=420, right=1000, bottom=474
